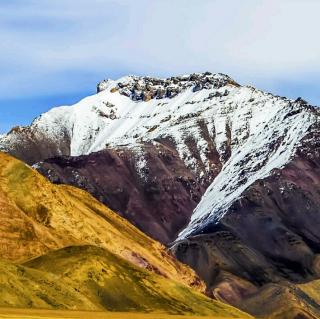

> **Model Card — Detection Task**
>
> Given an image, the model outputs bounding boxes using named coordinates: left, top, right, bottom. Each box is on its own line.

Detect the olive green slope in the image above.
left=22, top=245, right=251, bottom=317
left=0, top=245, right=254, bottom=317
left=0, top=259, right=97, bottom=310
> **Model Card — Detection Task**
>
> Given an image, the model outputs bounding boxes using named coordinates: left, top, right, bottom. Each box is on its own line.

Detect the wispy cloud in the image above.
left=0, top=0, right=319, bottom=110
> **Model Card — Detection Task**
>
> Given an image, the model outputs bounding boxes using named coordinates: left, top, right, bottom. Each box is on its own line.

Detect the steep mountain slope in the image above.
left=172, top=125, right=320, bottom=283
left=0, top=247, right=252, bottom=317
left=176, top=107, right=319, bottom=241
left=22, top=245, right=251, bottom=317
left=0, top=246, right=251, bottom=318
left=0, top=151, right=201, bottom=289
left=35, top=145, right=207, bottom=244
left=0, top=152, right=255, bottom=317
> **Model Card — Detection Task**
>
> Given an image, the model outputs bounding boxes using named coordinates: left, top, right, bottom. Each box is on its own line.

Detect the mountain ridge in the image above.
left=1, top=72, right=320, bottom=318
left=0, top=72, right=317, bottom=243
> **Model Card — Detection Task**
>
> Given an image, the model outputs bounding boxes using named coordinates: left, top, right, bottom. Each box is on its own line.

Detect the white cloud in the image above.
left=0, top=0, right=320, bottom=98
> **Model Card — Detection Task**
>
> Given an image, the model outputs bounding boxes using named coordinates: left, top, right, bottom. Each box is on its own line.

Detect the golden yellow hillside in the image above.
left=0, top=152, right=253, bottom=318
left=0, top=151, right=199, bottom=288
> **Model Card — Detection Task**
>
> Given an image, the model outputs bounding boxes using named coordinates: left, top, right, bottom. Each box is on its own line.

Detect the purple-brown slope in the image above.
left=35, top=140, right=221, bottom=244
left=170, top=122, right=320, bottom=317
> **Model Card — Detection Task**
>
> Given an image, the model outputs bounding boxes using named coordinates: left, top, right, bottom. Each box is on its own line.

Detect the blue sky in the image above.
left=1, top=0, right=320, bottom=133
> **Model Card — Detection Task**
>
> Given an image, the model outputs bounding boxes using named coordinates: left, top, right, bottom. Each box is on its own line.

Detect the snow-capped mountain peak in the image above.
left=0, top=72, right=317, bottom=243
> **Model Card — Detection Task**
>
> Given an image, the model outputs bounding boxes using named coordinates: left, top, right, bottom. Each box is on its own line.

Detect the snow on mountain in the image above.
left=0, top=73, right=238, bottom=168
left=0, top=72, right=317, bottom=241
left=177, top=99, right=315, bottom=239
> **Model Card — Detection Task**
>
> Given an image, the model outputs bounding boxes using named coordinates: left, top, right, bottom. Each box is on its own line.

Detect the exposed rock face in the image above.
left=97, top=72, right=239, bottom=101
left=172, top=123, right=320, bottom=277
left=171, top=123, right=320, bottom=317
left=1, top=125, right=71, bottom=165
left=36, top=141, right=218, bottom=244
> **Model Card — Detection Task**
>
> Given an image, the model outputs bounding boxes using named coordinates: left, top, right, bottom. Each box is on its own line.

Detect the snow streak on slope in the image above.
left=177, top=100, right=315, bottom=239
left=0, top=73, right=316, bottom=240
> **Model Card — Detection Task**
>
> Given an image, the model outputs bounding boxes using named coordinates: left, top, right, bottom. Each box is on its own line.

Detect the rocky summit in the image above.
left=97, top=72, right=239, bottom=101
left=1, top=72, right=320, bottom=318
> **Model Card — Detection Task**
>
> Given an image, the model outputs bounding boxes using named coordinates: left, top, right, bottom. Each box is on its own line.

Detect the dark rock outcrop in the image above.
left=98, top=72, right=239, bottom=101
left=172, top=125, right=320, bottom=285
left=36, top=141, right=219, bottom=244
